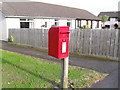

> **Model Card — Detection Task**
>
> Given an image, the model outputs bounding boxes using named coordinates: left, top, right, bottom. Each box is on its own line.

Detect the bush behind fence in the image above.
left=9, top=28, right=120, bottom=60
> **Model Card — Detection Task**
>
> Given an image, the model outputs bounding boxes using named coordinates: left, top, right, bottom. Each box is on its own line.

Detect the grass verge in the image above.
left=1, top=50, right=108, bottom=88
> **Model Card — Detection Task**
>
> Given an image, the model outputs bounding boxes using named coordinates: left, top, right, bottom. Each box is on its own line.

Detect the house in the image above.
left=0, top=2, right=101, bottom=41
left=98, top=11, right=119, bottom=29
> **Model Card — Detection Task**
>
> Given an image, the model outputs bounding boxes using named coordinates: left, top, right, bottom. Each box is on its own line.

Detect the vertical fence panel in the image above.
left=106, top=30, right=111, bottom=58
left=102, top=30, right=107, bottom=56
left=83, top=30, right=87, bottom=54
left=118, top=29, right=120, bottom=60
left=91, top=29, right=95, bottom=55
left=43, top=29, right=48, bottom=49
left=99, top=30, right=103, bottom=56
left=34, top=29, right=39, bottom=48
left=87, top=30, right=92, bottom=55
left=82, top=30, right=85, bottom=54
left=109, top=30, right=116, bottom=57
left=70, top=30, right=75, bottom=53
left=76, top=29, right=82, bottom=54
left=95, top=30, right=100, bottom=55
left=114, top=30, right=119, bottom=59
left=88, top=29, right=92, bottom=55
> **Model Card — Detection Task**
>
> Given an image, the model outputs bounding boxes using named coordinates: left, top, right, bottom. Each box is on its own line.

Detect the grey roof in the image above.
left=98, top=11, right=118, bottom=18
left=2, top=2, right=101, bottom=20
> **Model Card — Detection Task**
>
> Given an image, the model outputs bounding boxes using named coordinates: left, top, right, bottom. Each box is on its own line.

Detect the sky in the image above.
left=0, top=0, right=120, bottom=16
left=29, top=0, right=119, bottom=16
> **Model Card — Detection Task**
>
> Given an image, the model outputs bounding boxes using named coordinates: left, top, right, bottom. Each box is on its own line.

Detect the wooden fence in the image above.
left=9, top=28, right=120, bottom=60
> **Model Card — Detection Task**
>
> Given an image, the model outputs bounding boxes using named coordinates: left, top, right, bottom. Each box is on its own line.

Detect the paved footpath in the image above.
left=1, top=41, right=119, bottom=88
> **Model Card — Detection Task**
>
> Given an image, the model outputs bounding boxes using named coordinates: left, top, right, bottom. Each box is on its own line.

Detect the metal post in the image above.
left=61, top=57, right=69, bottom=88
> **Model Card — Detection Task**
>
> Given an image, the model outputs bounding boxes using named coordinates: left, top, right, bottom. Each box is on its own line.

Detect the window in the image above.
left=20, top=22, right=29, bottom=28
left=105, top=25, right=110, bottom=29
left=110, top=18, right=116, bottom=21
left=20, top=19, right=26, bottom=21
left=45, top=22, right=47, bottom=27
left=28, top=19, right=34, bottom=21
left=20, top=19, right=34, bottom=28
left=77, top=20, right=79, bottom=27
left=67, top=22, right=71, bottom=27
left=54, top=19, right=59, bottom=26
left=67, top=20, right=72, bottom=28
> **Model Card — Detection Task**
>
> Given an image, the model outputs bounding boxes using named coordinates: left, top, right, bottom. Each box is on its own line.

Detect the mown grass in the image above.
left=1, top=50, right=108, bottom=88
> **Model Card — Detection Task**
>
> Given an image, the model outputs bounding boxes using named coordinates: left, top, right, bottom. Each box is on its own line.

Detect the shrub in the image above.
left=41, top=25, right=47, bottom=27
left=82, top=25, right=91, bottom=29
left=9, top=35, right=14, bottom=42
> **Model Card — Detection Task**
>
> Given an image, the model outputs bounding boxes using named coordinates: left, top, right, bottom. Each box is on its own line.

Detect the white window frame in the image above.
left=20, top=19, right=34, bottom=28
left=67, top=19, right=72, bottom=28
left=54, top=19, right=59, bottom=26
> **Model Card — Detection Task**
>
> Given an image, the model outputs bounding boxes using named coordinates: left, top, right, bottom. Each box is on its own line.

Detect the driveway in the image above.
left=1, top=41, right=119, bottom=88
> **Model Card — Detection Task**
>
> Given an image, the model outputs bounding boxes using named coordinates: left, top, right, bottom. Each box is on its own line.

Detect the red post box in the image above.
left=48, top=26, right=70, bottom=59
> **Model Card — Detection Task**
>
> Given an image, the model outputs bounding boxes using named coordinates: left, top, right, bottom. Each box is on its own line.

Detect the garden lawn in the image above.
left=1, top=50, right=108, bottom=88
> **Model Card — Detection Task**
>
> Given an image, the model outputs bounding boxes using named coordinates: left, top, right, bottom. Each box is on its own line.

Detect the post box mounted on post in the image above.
left=48, top=26, right=70, bottom=88
left=48, top=26, right=70, bottom=59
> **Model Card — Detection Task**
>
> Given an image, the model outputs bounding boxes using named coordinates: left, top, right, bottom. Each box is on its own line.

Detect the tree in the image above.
left=99, top=15, right=109, bottom=28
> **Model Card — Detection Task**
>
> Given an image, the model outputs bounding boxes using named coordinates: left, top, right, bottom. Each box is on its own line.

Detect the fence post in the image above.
left=61, top=57, right=69, bottom=88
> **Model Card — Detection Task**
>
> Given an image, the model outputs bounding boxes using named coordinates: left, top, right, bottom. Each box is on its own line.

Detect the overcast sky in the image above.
left=30, top=0, right=119, bottom=15
left=1, top=0, right=120, bottom=15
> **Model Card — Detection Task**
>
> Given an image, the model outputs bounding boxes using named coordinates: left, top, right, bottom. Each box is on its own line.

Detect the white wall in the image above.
left=6, top=18, right=20, bottom=29
left=71, top=20, right=75, bottom=29
left=76, top=20, right=101, bottom=29
left=34, top=19, right=55, bottom=29
left=57, top=19, right=75, bottom=29
left=0, top=16, right=102, bottom=41
left=99, top=21, right=102, bottom=29
left=88, top=20, right=91, bottom=28
left=34, top=19, right=75, bottom=29
left=4, top=18, right=20, bottom=41
left=92, top=21, right=97, bottom=29
left=0, top=12, right=8, bottom=41
left=6, top=18, right=102, bottom=30
left=0, top=11, right=2, bottom=40
left=81, top=20, right=87, bottom=26
left=105, top=21, right=118, bottom=29
left=104, top=18, right=118, bottom=29
left=59, top=20, right=67, bottom=26
left=119, top=22, right=120, bottom=27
